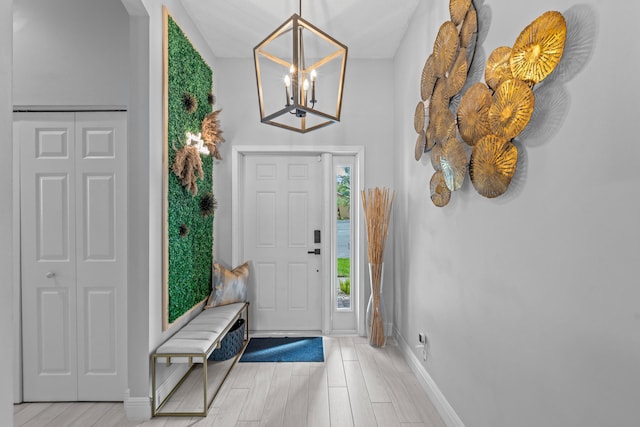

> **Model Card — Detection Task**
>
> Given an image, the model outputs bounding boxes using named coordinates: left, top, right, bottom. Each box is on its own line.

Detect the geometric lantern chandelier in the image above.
left=253, top=0, right=348, bottom=133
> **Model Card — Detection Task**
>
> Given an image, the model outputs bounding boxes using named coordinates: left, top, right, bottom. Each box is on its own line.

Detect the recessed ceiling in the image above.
left=181, top=0, right=420, bottom=59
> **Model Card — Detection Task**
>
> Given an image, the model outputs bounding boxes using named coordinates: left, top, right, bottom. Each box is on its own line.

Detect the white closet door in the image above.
left=19, top=113, right=78, bottom=401
left=75, top=112, right=127, bottom=400
left=18, top=112, right=127, bottom=401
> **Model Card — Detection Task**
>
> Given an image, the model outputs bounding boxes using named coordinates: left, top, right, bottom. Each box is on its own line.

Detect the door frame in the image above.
left=231, top=145, right=365, bottom=335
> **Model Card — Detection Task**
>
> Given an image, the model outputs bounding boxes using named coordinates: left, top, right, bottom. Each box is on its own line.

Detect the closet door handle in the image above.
left=45, top=271, right=55, bottom=279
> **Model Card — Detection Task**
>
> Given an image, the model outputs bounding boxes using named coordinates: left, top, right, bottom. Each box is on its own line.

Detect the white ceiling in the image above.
left=181, top=0, right=420, bottom=59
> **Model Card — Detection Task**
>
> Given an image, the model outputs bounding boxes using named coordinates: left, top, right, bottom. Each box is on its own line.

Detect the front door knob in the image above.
left=307, top=248, right=321, bottom=255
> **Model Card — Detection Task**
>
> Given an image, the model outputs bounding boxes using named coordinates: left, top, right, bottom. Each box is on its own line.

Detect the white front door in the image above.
left=18, top=112, right=127, bottom=401
left=243, top=155, right=323, bottom=331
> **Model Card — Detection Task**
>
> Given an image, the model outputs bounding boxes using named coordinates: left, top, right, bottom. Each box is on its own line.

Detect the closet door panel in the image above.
left=75, top=112, right=127, bottom=400
left=18, top=112, right=78, bottom=401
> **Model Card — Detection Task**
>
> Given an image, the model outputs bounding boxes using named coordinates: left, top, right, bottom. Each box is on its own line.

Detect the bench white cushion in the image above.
left=155, top=302, right=246, bottom=357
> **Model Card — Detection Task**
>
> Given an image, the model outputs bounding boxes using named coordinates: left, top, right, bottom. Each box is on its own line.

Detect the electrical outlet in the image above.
left=418, top=332, right=427, bottom=344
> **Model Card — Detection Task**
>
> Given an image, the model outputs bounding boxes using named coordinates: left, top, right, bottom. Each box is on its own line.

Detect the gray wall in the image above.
left=393, top=1, right=640, bottom=426
left=13, top=0, right=129, bottom=106
left=1, top=0, right=13, bottom=424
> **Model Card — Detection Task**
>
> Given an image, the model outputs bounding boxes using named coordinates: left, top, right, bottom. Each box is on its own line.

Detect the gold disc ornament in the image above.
left=432, top=108, right=457, bottom=146
left=415, top=131, right=426, bottom=161
left=510, top=11, right=567, bottom=84
left=444, top=48, right=468, bottom=99
left=421, top=54, right=437, bottom=101
left=430, top=170, right=451, bottom=207
left=430, top=79, right=450, bottom=114
left=469, top=135, right=518, bottom=198
left=440, top=137, right=467, bottom=191
left=488, top=79, right=535, bottom=140
left=485, top=46, right=514, bottom=91
left=414, top=101, right=425, bottom=134
left=457, top=82, right=492, bottom=146
left=433, top=21, right=460, bottom=78
left=430, top=142, right=443, bottom=171
left=450, top=0, right=472, bottom=26
left=460, top=6, right=477, bottom=48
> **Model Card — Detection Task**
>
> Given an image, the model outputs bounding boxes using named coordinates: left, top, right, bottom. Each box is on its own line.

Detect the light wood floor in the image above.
left=14, top=336, right=445, bottom=427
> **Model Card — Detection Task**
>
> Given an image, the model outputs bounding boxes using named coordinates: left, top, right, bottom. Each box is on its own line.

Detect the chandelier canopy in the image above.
left=253, top=1, right=348, bottom=133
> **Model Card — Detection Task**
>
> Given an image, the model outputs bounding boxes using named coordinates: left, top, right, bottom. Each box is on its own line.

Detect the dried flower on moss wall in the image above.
left=182, top=92, right=198, bottom=113
left=201, top=109, right=225, bottom=160
left=199, top=192, right=217, bottom=217
left=179, top=223, right=189, bottom=238
left=172, top=144, right=204, bottom=195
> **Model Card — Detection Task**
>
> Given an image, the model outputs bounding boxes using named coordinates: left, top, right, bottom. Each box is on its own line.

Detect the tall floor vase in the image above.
left=366, top=262, right=386, bottom=347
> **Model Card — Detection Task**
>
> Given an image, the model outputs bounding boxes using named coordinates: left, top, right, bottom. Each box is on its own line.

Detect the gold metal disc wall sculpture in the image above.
left=433, top=21, right=460, bottom=78
left=444, top=48, right=468, bottom=99
left=440, top=137, right=467, bottom=191
left=450, top=0, right=472, bottom=26
left=425, top=122, right=437, bottom=152
left=430, top=143, right=443, bottom=171
left=488, top=78, right=535, bottom=140
left=433, top=108, right=457, bottom=146
left=430, top=79, right=450, bottom=114
left=485, top=46, right=513, bottom=91
left=415, top=131, right=426, bottom=161
left=414, top=101, right=426, bottom=134
left=421, top=54, right=437, bottom=101
left=469, top=135, right=518, bottom=198
left=430, top=170, right=451, bottom=207
left=460, top=6, right=477, bottom=48
left=457, top=82, right=492, bottom=146
left=411, top=8, right=567, bottom=206
left=510, top=11, right=567, bottom=84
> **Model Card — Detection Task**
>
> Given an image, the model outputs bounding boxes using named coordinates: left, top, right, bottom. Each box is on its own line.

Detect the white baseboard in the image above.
left=123, top=389, right=152, bottom=421
left=393, top=327, right=465, bottom=427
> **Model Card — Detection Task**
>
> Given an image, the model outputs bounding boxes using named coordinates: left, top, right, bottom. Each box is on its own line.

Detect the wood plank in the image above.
left=307, top=364, right=330, bottom=427
left=343, top=361, right=377, bottom=427
left=385, top=345, right=413, bottom=374
left=354, top=343, right=391, bottom=403
left=291, top=362, right=312, bottom=376
left=372, top=402, right=402, bottom=427
left=13, top=403, right=52, bottom=426
left=47, top=402, right=94, bottom=427
left=339, top=337, right=358, bottom=361
left=236, top=422, right=260, bottom=427
left=238, top=363, right=276, bottom=422
left=93, top=403, right=138, bottom=427
left=381, top=370, right=423, bottom=423
left=328, top=387, right=354, bottom=427
left=231, top=363, right=259, bottom=389
left=325, top=337, right=346, bottom=387
left=283, top=373, right=309, bottom=427
left=400, top=372, right=446, bottom=427
left=67, top=403, right=118, bottom=427
left=213, top=388, right=249, bottom=427
left=260, top=363, right=292, bottom=427
left=21, top=402, right=72, bottom=427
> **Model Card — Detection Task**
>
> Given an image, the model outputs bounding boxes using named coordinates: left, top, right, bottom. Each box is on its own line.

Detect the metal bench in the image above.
left=151, top=302, right=249, bottom=417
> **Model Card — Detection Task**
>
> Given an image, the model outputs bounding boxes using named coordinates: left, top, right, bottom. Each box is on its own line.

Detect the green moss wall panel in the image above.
left=166, top=12, right=213, bottom=325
